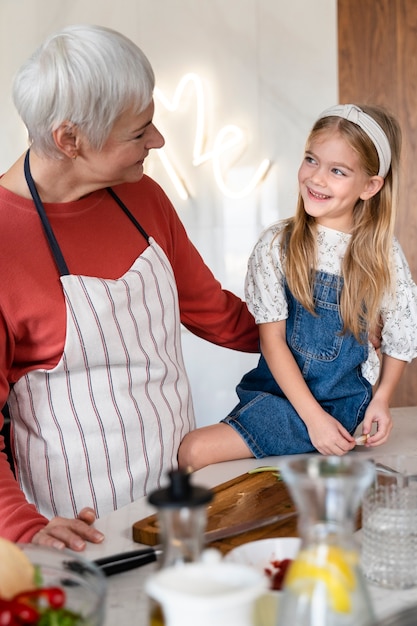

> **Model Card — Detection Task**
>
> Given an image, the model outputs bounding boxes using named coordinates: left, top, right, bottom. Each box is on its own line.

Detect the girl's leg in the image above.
left=177, top=423, right=253, bottom=471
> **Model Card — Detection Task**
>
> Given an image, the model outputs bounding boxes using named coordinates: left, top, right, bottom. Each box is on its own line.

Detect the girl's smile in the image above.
left=307, top=188, right=331, bottom=201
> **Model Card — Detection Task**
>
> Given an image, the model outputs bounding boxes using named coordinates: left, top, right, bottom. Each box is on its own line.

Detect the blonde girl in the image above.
left=178, top=104, right=417, bottom=470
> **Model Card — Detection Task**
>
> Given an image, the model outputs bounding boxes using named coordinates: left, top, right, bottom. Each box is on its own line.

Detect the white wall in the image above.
left=0, top=0, right=338, bottom=426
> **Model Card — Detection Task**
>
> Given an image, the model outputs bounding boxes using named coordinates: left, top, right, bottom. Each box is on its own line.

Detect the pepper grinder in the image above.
left=148, top=469, right=213, bottom=626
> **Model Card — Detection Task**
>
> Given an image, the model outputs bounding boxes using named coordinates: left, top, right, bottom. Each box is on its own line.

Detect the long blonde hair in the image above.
left=280, top=104, right=401, bottom=341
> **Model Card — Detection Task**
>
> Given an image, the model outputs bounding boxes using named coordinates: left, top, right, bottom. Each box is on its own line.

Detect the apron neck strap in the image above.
left=24, top=149, right=151, bottom=277
left=24, top=149, right=70, bottom=276
left=106, top=187, right=150, bottom=242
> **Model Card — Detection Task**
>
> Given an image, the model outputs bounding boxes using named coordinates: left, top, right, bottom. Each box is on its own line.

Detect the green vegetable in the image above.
left=248, top=466, right=282, bottom=479
left=38, top=607, right=84, bottom=626
left=33, top=566, right=43, bottom=589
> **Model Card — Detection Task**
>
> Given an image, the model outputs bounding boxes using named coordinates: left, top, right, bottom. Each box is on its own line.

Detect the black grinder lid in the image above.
left=148, top=469, right=213, bottom=508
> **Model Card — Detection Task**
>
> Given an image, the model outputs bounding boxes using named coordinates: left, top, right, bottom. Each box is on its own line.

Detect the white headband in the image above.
left=318, top=104, right=391, bottom=178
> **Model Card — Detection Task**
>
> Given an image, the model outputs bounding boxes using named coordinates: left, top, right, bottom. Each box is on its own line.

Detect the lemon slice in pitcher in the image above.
left=284, top=545, right=357, bottom=613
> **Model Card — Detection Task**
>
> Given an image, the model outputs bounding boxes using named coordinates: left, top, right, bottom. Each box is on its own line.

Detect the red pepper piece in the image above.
left=270, top=558, right=292, bottom=590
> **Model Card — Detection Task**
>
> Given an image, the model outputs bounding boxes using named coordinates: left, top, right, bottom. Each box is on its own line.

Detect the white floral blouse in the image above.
left=245, top=222, right=417, bottom=385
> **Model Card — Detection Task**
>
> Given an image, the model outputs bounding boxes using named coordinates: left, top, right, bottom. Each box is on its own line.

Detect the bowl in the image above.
left=223, top=537, right=301, bottom=626
left=18, top=544, right=107, bottom=626
left=223, top=537, right=301, bottom=582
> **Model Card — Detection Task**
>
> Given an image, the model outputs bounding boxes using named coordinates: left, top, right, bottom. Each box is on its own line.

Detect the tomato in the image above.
left=14, top=587, right=65, bottom=610
left=0, top=586, right=66, bottom=625
left=0, top=602, right=15, bottom=626
left=0, top=597, right=39, bottom=624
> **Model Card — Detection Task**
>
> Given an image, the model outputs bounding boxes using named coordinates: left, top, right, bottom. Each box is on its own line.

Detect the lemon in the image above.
left=0, top=538, right=36, bottom=599
left=284, top=545, right=357, bottom=614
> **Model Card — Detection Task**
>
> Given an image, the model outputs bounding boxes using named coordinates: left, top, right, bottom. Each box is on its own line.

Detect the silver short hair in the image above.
left=13, top=24, right=155, bottom=158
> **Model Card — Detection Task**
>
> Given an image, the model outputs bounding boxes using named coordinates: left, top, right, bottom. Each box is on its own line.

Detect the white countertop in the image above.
left=83, top=406, right=417, bottom=625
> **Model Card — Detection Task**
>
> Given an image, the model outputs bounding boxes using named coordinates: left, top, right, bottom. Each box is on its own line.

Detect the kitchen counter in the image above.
left=83, top=406, right=417, bottom=625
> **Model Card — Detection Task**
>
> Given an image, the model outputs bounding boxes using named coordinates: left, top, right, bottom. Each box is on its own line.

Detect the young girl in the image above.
left=178, top=103, right=417, bottom=470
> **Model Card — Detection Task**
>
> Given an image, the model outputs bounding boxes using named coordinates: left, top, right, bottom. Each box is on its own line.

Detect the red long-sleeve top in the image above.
left=0, top=175, right=258, bottom=542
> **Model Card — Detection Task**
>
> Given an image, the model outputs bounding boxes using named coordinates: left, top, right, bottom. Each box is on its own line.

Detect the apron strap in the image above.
left=24, top=150, right=70, bottom=276
left=106, top=187, right=150, bottom=242
left=24, top=149, right=151, bottom=277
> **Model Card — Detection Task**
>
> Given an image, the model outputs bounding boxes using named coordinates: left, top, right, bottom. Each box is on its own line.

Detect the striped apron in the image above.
left=7, top=152, right=195, bottom=519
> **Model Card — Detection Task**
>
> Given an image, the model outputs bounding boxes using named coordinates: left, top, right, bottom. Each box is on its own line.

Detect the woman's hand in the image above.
left=31, top=507, right=104, bottom=551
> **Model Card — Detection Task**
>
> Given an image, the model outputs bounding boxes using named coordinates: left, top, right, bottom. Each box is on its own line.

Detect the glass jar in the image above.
left=361, top=455, right=417, bottom=589
left=276, top=455, right=375, bottom=626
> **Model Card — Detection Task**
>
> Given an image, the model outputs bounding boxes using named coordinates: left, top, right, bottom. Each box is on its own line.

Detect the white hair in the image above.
left=13, top=24, right=155, bottom=158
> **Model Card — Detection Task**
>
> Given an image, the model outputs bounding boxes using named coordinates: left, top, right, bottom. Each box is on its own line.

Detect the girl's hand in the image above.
left=360, top=397, right=393, bottom=446
left=307, top=411, right=356, bottom=456
left=368, top=316, right=383, bottom=351
left=358, top=355, right=403, bottom=447
left=31, top=507, right=104, bottom=551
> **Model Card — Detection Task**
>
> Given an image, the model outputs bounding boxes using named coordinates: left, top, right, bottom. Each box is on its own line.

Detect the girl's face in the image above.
left=298, top=130, right=380, bottom=232
left=79, top=100, right=165, bottom=188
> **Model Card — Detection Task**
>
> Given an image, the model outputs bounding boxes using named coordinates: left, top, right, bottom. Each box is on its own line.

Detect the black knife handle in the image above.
left=94, top=548, right=158, bottom=576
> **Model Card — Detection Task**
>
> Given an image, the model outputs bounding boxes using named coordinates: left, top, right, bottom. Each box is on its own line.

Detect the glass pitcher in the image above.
left=276, top=455, right=375, bottom=626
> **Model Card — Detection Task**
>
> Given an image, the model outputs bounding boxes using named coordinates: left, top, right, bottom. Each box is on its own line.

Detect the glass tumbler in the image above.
left=361, top=454, right=417, bottom=589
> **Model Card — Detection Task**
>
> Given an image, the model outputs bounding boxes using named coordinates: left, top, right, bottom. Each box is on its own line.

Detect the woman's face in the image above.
left=80, top=100, right=165, bottom=188
left=298, top=130, right=376, bottom=232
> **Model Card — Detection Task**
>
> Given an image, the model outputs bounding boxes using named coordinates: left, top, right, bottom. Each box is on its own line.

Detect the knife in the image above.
left=93, top=510, right=297, bottom=576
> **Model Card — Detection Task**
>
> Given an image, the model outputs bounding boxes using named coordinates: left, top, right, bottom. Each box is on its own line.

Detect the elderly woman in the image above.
left=0, top=25, right=258, bottom=550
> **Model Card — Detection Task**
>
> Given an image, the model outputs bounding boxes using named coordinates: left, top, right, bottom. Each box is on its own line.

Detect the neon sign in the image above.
left=151, top=73, right=271, bottom=200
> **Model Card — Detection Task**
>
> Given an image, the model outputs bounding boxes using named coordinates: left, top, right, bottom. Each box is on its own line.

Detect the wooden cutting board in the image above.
left=132, top=470, right=299, bottom=555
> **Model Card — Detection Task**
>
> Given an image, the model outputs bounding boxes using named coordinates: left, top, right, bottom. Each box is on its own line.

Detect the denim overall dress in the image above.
left=222, top=270, right=372, bottom=457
